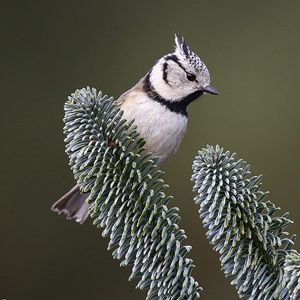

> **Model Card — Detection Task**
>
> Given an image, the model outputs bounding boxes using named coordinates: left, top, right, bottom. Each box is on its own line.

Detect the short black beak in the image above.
left=203, top=85, right=219, bottom=95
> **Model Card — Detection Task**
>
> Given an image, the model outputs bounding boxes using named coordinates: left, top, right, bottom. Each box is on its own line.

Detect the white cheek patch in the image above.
left=150, top=61, right=190, bottom=101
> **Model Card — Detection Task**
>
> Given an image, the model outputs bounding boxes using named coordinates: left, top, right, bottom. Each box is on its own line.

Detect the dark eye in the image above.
left=186, top=73, right=196, bottom=81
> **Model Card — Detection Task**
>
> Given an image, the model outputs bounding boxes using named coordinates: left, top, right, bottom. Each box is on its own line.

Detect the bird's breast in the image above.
left=120, top=93, right=188, bottom=169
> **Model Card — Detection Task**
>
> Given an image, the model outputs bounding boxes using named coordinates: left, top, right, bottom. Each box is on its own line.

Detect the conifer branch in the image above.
left=63, top=87, right=201, bottom=300
left=191, top=145, right=298, bottom=299
left=284, top=250, right=300, bottom=299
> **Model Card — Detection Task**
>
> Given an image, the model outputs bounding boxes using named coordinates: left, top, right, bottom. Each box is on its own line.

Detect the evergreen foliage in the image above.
left=284, top=250, right=300, bottom=299
left=191, top=145, right=298, bottom=299
left=63, top=87, right=202, bottom=300
left=62, top=87, right=300, bottom=300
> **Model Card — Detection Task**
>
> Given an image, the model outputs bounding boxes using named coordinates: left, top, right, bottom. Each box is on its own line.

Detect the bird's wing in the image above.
left=116, top=77, right=144, bottom=107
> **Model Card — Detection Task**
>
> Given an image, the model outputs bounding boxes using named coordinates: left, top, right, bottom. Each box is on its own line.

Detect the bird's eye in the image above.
left=186, top=73, right=196, bottom=81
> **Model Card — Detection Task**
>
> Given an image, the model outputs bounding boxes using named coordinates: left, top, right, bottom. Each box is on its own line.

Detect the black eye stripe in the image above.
left=165, top=54, right=187, bottom=73
left=165, top=55, right=197, bottom=83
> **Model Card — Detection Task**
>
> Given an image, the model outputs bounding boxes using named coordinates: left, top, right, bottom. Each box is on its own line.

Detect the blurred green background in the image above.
left=1, top=1, right=300, bottom=299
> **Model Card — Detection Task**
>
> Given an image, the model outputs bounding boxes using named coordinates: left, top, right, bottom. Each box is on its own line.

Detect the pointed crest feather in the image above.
left=174, top=33, right=191, bottom=59
left=174, top=33, right=208, bottom=74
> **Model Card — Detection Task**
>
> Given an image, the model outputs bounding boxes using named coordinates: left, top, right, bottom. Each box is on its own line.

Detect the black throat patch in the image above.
left=143, top=71, right=204, bottom=117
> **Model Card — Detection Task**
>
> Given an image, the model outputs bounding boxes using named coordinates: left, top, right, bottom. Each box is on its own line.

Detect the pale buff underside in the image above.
left=117, top=78, right=188, bottom=169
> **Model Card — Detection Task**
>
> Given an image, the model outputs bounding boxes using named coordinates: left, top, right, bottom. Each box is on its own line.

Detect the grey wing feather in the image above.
left=116, top=77, right=144, bottom=106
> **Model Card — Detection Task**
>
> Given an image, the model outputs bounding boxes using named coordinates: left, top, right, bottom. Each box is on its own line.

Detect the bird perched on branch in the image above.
left=52, top=34, right=219, bottom=224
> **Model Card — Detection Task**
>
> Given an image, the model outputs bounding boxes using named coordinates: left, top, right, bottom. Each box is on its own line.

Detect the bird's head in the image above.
left=148, top=34, right=218, bottom=106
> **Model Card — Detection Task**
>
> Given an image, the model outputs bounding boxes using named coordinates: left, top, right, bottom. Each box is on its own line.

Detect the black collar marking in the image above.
left=143, top=71, right=204, bottom=117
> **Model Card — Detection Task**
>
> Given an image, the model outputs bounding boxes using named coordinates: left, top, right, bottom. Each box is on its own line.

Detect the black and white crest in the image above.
left=174, top=34, right=208, bottom=75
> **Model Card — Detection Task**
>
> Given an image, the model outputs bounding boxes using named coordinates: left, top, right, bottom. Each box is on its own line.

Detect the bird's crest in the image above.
left=174, top=34, right=207, bottom=74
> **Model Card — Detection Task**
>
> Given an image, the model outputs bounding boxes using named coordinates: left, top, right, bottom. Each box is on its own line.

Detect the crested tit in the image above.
left=52, top=34, right=219, bottom=224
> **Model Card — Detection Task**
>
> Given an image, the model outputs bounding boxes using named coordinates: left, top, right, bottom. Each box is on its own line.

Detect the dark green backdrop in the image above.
left=1, top=1, right=300, bottom=299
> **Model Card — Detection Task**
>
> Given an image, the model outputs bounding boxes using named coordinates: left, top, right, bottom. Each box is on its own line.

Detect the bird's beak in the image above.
left=203, top=85, right=219, bottom=95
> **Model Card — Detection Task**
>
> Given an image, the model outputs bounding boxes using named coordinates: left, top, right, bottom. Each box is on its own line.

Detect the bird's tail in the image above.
left=51, top=185, right=90, bottom=224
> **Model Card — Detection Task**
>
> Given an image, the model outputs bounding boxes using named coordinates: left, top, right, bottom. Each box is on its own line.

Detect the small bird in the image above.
left=52, top=34, right=219, bottom=224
